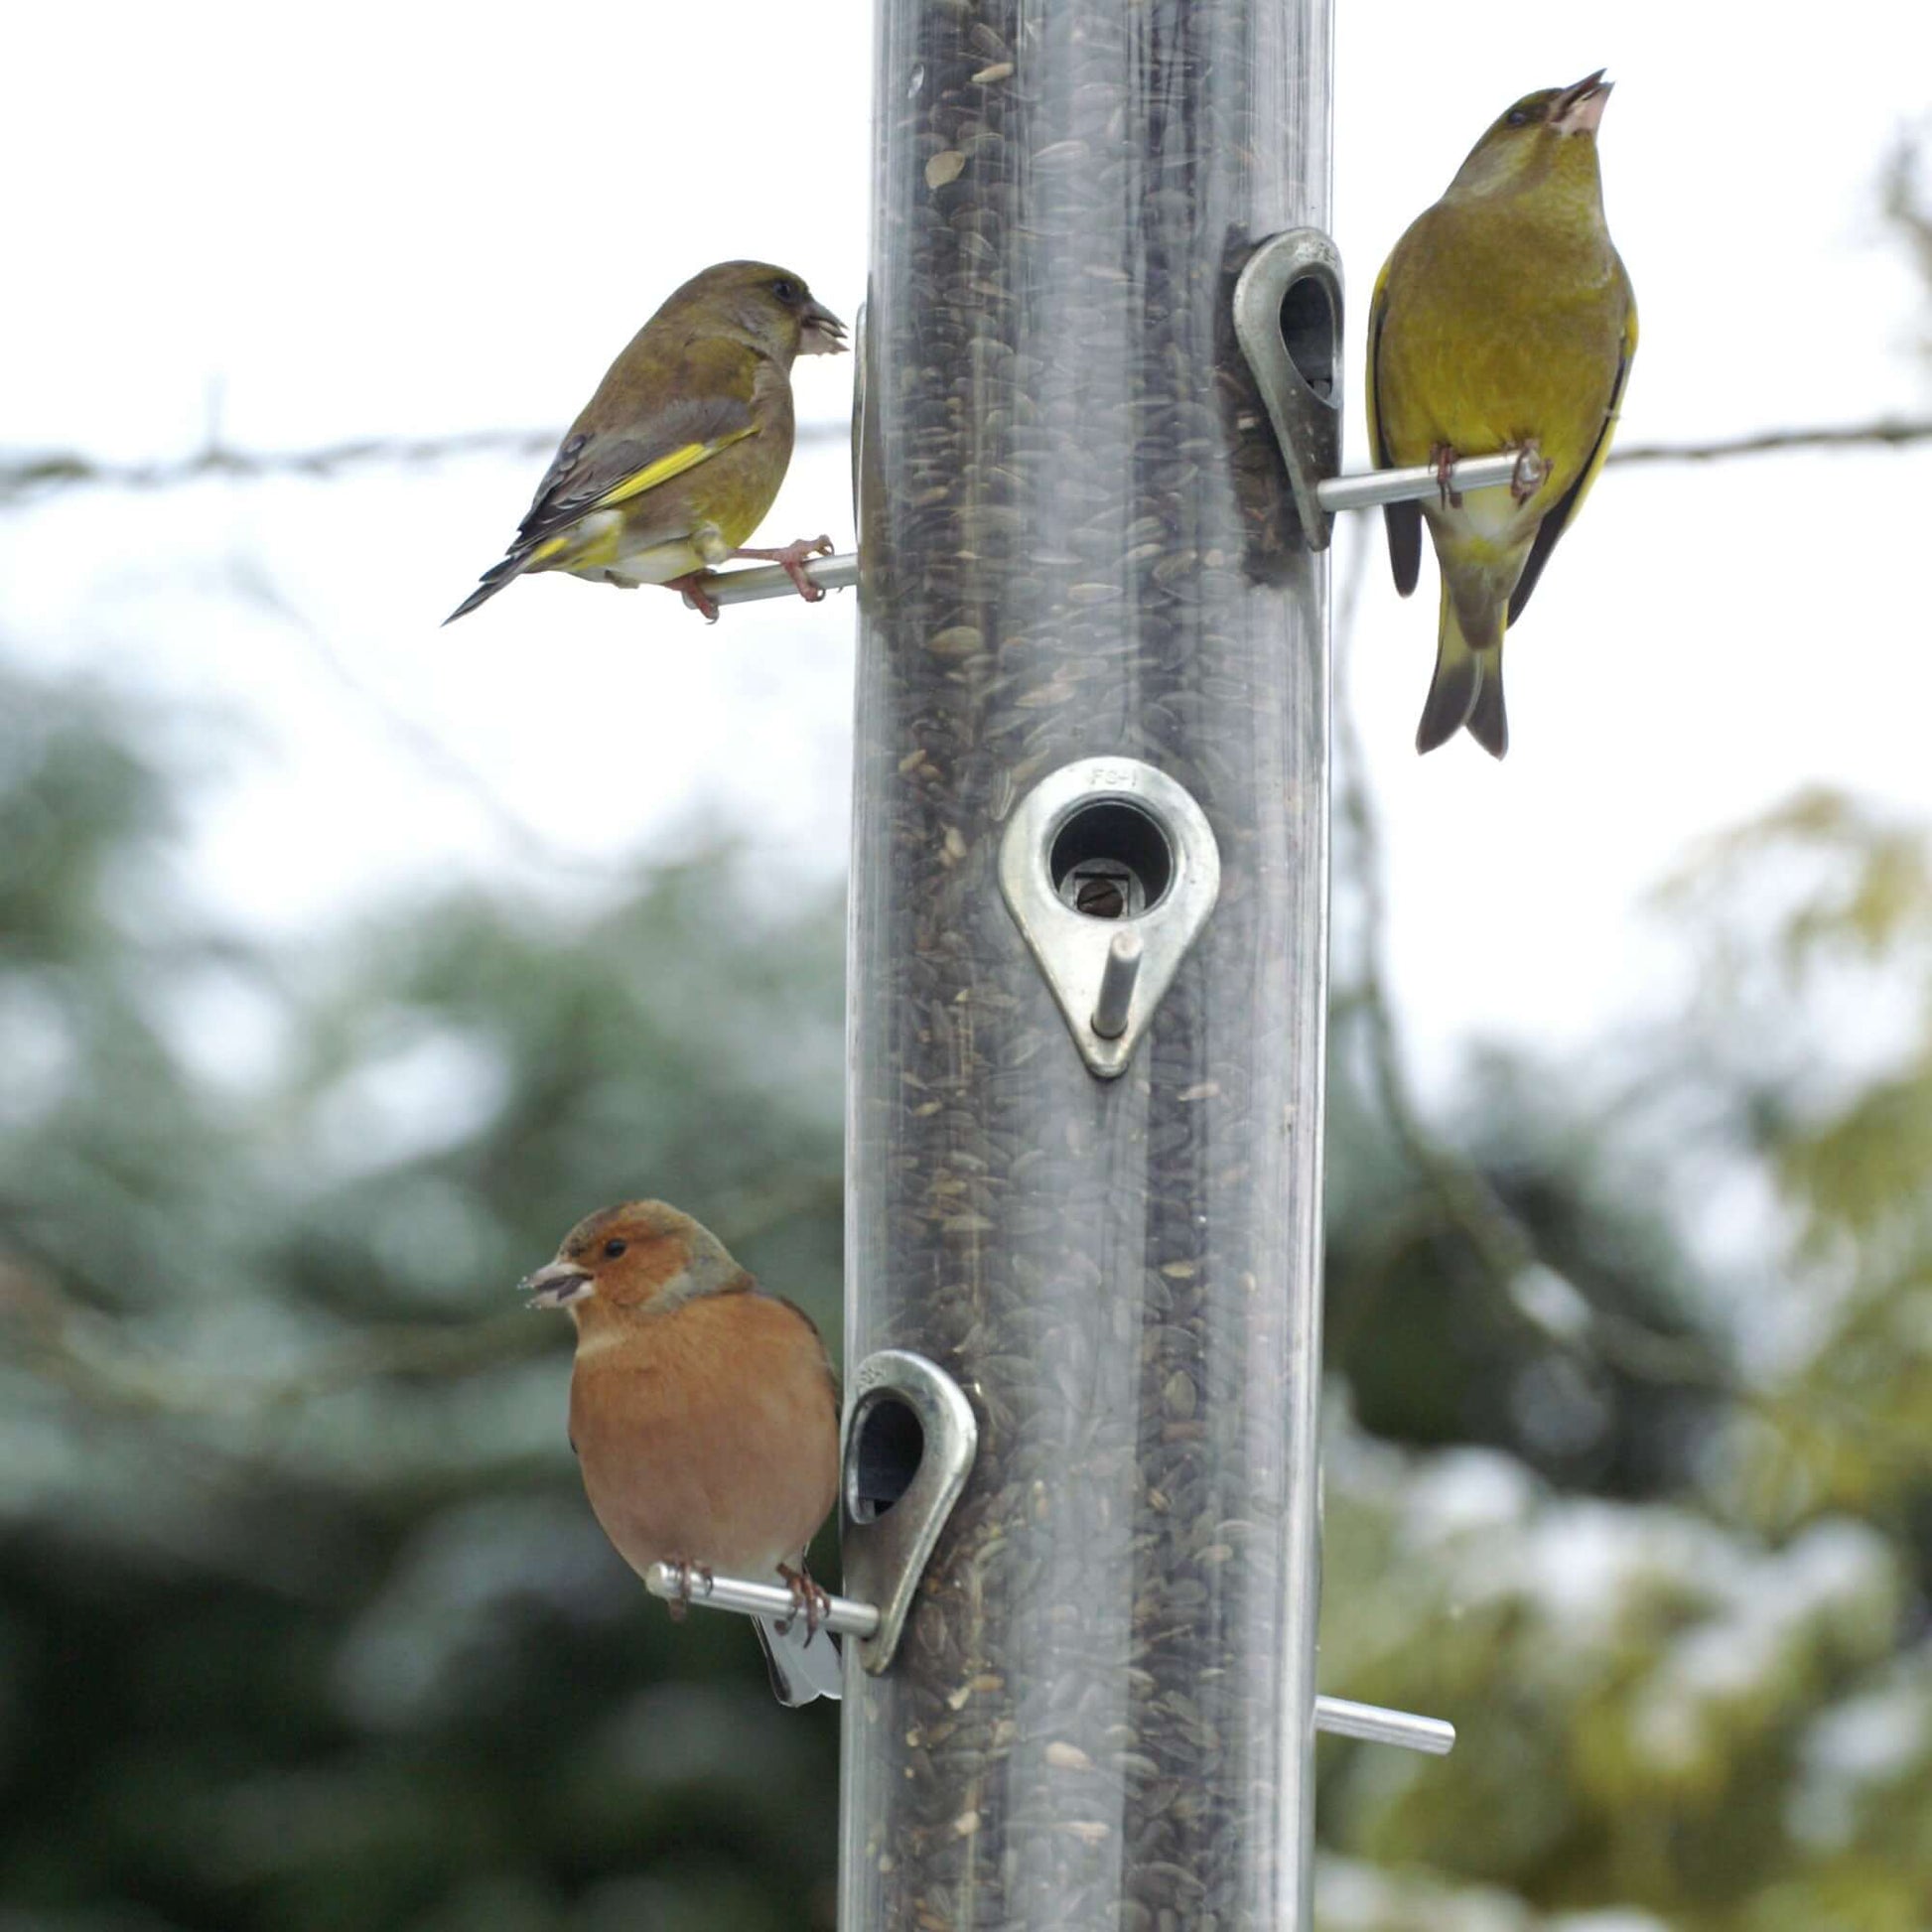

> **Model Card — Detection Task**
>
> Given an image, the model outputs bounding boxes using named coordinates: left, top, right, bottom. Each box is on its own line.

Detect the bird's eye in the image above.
left=1506, top=107, right=1532, bottom=127
left=603, top=1238, right=628, bottom=1259
left=772, top=278, right=801, bottom=304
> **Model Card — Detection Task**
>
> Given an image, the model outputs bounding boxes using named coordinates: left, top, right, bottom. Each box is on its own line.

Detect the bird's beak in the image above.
left=522, top=1259, right=594, bottom=1310
left=799, top=299, right=848, bottom=356
left=1552, top=69, right=1611, bottom=135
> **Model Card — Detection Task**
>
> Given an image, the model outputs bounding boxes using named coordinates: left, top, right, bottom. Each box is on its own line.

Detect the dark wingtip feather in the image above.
left=1384, top=499, right=1423, bottom=598
left=1415, top=647, right=1481, bottom=756
left=442, top=553, right=526, bottom=626
left=442, top=584, right=496, bottom=626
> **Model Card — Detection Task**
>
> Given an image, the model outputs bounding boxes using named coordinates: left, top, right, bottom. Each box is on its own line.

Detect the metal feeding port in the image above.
left=999, top=758, right=1220, bottom=1079
left=841, top=1349, right=978, bottom=1674
left=1233, top=227, right=1344, bottom=551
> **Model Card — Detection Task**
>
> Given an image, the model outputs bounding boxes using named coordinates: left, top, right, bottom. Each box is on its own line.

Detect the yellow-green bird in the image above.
left=446, top=261, right=846, bottom=625
left=1367, top=70, right=1636, bottom=758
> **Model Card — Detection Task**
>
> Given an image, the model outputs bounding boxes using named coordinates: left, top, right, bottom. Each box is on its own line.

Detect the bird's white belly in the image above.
left=572, top=537, right=706, bottom=590
left=1451, top=482, right=1529, bottom=540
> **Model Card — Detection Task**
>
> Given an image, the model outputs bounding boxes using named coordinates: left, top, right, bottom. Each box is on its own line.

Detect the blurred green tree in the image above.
left=1316, top=782, right=1932, bottom=1932
left=0, top=663, right=845, bottom=1931
left=9, top=655, right=1932, bottom=1932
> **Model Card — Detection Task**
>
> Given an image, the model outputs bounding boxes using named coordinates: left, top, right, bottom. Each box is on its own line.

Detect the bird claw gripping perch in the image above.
left=731, top=533, right=836, bottom=602
left=666, top=1559, right=715, bottom=1621
left=668, top=573, right=723, bottom=623
left=1509, top=442, right=1548, bottom=502
left=777, top=1563, right=833, bottom=1638
left=671, top=535, right=835, bottom=621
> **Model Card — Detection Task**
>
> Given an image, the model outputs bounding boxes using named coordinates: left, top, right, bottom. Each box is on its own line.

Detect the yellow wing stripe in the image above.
left=591, top=426, right=760, bottom=512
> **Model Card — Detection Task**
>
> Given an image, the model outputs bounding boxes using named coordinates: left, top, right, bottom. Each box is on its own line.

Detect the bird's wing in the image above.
left=1507, top=272, right=1638, bottom=627
left=1367, top=253, right=1423, bottom=598
left=773, top=1293, right=842, bottom=1411
left=512, top=393, right=761, bottom=556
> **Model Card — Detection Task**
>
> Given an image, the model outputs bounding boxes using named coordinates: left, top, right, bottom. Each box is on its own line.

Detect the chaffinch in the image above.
left=522, top=1198, right=842, bottom=1705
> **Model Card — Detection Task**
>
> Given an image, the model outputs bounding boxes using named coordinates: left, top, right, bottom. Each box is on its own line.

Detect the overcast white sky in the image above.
left=3, top=1, right=1929, bottom=1099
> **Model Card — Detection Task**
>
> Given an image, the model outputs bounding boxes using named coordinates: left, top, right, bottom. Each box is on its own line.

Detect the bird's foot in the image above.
left=1509, top=441, right=1548, bottom=503
left=666, top=1559, right=714, bottom=1621
left=777, top=1562, right=832, bottom=1637
left=1432, top=445, right=1462, bottom=510
left=731, top=534, right=834, bottom=603
left=665, top=573, right=721, bottom=623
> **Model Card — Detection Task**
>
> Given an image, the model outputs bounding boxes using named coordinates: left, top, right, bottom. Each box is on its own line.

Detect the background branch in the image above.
left=0, top=1172, right=842, bottom=1421
left=1330, top=530, right=1735, bottom=1394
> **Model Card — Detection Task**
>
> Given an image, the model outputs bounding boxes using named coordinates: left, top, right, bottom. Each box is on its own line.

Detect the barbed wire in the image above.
left=1, top=416, right=1926, bottom=507
left=1610, top=419, right=1932, bottom=464
left=1327, top=544, right=1737, bottom=1395
left=0, top=420, right=850, bottom=504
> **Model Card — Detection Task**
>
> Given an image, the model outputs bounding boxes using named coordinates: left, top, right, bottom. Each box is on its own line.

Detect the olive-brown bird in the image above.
left=447, top=261, right=846, bottom=625
left=1367, top=70, right=1637, bottom=758
left=521, top=1199, right=843, bottom=1706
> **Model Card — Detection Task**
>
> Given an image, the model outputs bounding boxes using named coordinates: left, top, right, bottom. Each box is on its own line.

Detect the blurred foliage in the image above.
left=1318, top=782, right=1932, bottom=1932
left=6, top=651, right=1931, bottom=1932
left=0, top=662, right=844, bottom=1930
left=1883, top=124, right=1932, bottom=363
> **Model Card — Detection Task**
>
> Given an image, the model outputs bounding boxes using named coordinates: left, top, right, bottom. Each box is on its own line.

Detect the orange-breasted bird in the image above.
left=447, top=261, right=846, bottom=626
left=522, top=1199, right=843, bottom=1706
left=1367, top=70, right=1637, bottom=758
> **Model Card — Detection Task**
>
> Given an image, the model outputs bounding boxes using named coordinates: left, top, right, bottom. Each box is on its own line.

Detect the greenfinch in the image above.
left=1367, top=71, right=1636, bottom=758
left=447, top=261, right=846, bottom=625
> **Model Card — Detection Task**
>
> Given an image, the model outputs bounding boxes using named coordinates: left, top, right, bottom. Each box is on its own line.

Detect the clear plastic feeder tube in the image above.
left=843, top=1, right=1333, bottom=1925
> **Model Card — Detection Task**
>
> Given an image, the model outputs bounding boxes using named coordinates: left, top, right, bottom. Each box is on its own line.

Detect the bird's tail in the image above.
left=754, top=1613, right=843, bottom=1707
left=444, top=548, right=536, bottom=625
left=1417, top=578, right=1509, bottom=759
